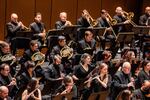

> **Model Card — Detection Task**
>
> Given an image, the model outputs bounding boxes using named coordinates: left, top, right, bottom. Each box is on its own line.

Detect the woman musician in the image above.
left=22, top=78, right=41, bottom=100
left=89, top=62, right=112, bottom=93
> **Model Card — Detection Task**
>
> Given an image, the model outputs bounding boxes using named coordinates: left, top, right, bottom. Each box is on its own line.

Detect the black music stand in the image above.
left=116, top=32, right=135, bottom=44
left=64, top=25, right=81, bottom=41
left=47, top=29, right=64, bottom=36
left=16, top=30, right=33, bottom=38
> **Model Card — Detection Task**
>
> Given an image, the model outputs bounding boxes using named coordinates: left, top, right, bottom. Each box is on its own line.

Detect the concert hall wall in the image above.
left=0, top=0, right=149, bottom=40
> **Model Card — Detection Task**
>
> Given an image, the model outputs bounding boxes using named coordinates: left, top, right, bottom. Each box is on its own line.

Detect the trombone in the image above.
left=103, top=13, right=117, bottom=38
left=122, top=11, right=137, bottom=26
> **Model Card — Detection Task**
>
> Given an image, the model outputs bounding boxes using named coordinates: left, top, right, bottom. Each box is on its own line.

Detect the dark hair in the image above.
left=97, top=62, right=108, bottom=73
left=27, top=78, right=38, bottom=93
left=80, top=53, right=91, bottom=64
left=63, top=75, right=73, bottom=86
left=0, top=63, right=9, bottom=71
left=30, top=40, right=38, bottom=47
left=25, top=61, right=35, bottom=69
left=101, top=9, right=107, bottom=14
left=142, top=60, right=150, bottom=69
left=35, top=12, right=41, bottom=17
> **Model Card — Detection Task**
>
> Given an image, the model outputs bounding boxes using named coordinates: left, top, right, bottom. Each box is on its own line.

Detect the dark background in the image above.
left=0, top=0, right=149, bottom=40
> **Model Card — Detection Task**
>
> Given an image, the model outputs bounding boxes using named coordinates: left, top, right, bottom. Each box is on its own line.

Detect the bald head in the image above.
left=0, top=86, right=9, bottom=98
left=115, top=7, right=123, bottom=15
left=11, top=13, right=18, bottom=23
left=59, top=12, right=67, bottom=22
left=145, top=6, right=150, bottom=15
left=122, top=62, right=131, bottom=74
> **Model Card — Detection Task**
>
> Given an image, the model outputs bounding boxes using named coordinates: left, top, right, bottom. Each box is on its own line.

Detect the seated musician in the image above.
left=72, top=53, right=94, bottom=100
left=77, top=30, right=96, bottom=56
left=22, top=78, right=42, bottom=100
left=0, top=63, right=17, bottom=99
left=15, top=61, right=36, bottom=100
left=6, top=13, right=27, bottom=43
left=0, top=86, right=11, bottom=100
left=19, top=40, right=39, bottom=64
left=132, top=80, right=150, bottom=100
left=55, top=75, right=77, bottom=100
left=97, top=9, right=116, bottom=50
left=137, top=61, right=150, bottom=88
left=44, top=54, right=65, bottom=95
left=55, top=12, right=72, bottom=29
left=50, top=36, right=73, bottom=74
left=139, top=6, right=150, bottom=26
left=30, top=12, right=46, bottom=47
left=90, top=62, right=112, bottom=93
left=108, top=62, right=135, bottom=100
left=0, top=41, right=17, bottom=76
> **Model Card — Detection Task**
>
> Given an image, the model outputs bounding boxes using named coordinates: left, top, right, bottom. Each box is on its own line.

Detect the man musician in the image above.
left=30, top=12, right=46, bottom=47
left=6, top=13, right=27, bottom=43
left=55, top=12, right=72, bottom=29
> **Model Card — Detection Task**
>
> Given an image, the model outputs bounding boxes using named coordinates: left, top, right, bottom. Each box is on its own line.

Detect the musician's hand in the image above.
left=9, top=80, right=16, bottom=86
left=127, top=82, right=134, bottom=88
left=18, top=21, right=23, bottom=26
left=124, top=20, right=130, bottom=24
left=58, top=77, right=63, bottom=80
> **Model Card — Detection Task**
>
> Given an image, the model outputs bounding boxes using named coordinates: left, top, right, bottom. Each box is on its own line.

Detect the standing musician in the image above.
left=6, top=13, right=27, bottom=43
left=0, top=86, right=11, bottom=100
left=77, top=30, right=96, bottom=56
left=44, top=54, right=65, bottom=95
left=90, top=62, right=112, bottom=93
left=22, top=78, right=42, bottom=100
left=139, top=6, right=150, bottom=26
left=77, top=9, right=91, bottom=28
left=0, top=63, right=18, bottom=99
left=97, top=9, right=116, bottom=51
left=108, top=62, right=135, bottom=100
left=30, top=12, right=46, bottom=47
left=72, top=53, right=94, bottom=100
left=55, top=12, right=72, bottom=29
left=113, top=7, right=130, bottom=32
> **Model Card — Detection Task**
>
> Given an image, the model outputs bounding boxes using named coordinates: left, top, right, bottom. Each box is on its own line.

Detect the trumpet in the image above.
left=82, top=9, right=98, bottom=27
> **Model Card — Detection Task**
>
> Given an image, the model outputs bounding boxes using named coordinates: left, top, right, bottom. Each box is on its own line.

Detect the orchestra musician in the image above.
left=90, top=62, right=112, bottom=93
left=44, top=54, right=65, bottom=95
left=0, top=63, right=18, bottom=99
left=72, top=53, right=94, bottom=100
left=15, top=61, right=36, bottom=100
left=22, top=78, right=42, bottom=100
left=6, top=13, right=27, bottom=43
left=55, top=75, right=77, bottom=100
left=132, top=80, right=150, bottom=100
left=107, top=62, right=135, bottom=100
left=55, top=12, right=72, bottom=29
left=137, top=61, right=150, bottom=88
left=77, top=30, right=96, bottom=56
left=96, top=9, right=116, bottom=50
left=0, top=86, right=11, bottom=100
left=30, top=12, right=46, bottom=47
left=139, top=6, right=150, bottom=26
left=50, top=36, right=73, bottom=74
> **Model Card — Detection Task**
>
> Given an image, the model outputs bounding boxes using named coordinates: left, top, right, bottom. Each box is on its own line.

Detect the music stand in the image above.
left=64, top=25, right=81, bottom=41
left=47, top=29, right=64, bottom=36
left=116, top=32, right=135, bottom=44
left=132, top=26, right=150, bottom=35
left=16, top=30, right=33, bottom=38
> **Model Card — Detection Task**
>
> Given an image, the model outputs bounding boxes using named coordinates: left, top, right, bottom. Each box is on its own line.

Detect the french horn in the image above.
left=31, top=52, right=45, bottom=66
left=0, top=54, right=16, bottom=65
left=60, top=45, right=73, bottom=59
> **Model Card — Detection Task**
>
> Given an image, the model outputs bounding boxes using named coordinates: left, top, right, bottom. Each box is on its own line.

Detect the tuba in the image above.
left=31, top=52, right=45, bottom=66
left=60, top=45, right=73, bottom=59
